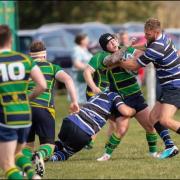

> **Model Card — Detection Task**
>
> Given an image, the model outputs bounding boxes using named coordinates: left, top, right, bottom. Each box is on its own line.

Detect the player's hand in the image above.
left=128, top=37, right=137, bottom=46
left=92, top=87, right=101, bottom=94
left=69, top=102, right=80, bottom=113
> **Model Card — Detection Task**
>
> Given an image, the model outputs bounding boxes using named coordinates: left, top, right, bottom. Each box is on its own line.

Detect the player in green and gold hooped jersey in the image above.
left=83, top=34, right=130, bottom=149
left=22, top=40, right=79, bottom=177
left=0, top=25, right=47, bottom=179
left=97, top=33, right=177, bottom=161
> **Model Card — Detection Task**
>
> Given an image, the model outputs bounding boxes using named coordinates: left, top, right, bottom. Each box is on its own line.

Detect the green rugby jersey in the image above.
left=0, top=50, right=36, bottom=128
left=108, top=47, right=141, bottom=97
left=28, top=59, right=62, bottom=109
left=87, top=51, right=110, bottom=95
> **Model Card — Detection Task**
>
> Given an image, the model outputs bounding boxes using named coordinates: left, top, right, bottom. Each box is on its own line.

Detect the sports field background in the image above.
left=0, top=90, right=180, bottom=179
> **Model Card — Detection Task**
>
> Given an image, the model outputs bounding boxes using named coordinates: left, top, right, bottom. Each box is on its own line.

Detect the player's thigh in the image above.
left=59, top=118, right=91, bottom=153
left=16, top=127, right=31, bottom=153
left=135, top=107, right=155, bottom=132
left=33, top=107, right=55, bottom=144
left=149, top=102, right=162, bottom=124
left=0, top=126, right=18, bottom=170
left=159, top=103, right=177, bottom=121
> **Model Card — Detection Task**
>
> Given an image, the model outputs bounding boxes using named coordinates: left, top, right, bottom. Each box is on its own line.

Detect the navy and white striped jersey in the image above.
left=67, top=91, right=124, bottom=136
left=137, top=33, right=180, bottom=88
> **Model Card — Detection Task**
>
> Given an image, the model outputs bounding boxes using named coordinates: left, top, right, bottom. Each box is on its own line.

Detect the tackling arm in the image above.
left=56, top=71, right=79, bottom=112
left=83, top=65, right=101, bottom=94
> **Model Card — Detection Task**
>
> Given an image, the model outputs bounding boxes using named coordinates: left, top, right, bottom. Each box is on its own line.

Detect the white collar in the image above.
left=156, top=33, right=163, bottom=40
left=0, top=48, right=11, bottom=53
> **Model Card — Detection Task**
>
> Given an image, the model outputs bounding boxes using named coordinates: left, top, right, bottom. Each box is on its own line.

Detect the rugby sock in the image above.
left=154, top=121, right=174, bottom=149
left=5, top=167, right=23, bottom=179
left=15, top=154, right=34, bottom=179
left=38, top=144, right=53, bottom=160
left=105, top=133, right=121, bottom=155
left=86, top=139, right=95, bottom=149
left=146, top=132, right=157, bottom=153
left=52, top=151, right=67, bottom=161
left=176, top=127, right=180, bottom=134
left=22, top=147, right=33, bottom=159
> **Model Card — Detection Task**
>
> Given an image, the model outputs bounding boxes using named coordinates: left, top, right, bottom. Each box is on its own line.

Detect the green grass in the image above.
left=1, top=91, right=180, bottom=179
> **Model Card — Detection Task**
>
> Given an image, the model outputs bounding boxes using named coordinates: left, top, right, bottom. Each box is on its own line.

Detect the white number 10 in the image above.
left=0, top=62, right=25, bottom=82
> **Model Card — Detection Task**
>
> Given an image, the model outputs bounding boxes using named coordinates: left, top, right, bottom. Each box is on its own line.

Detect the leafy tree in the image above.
left=17, top=1, right=159, bottom=29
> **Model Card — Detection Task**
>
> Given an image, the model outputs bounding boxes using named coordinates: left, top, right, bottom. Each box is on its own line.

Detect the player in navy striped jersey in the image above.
left=49, top=91, right=136, bottom=161
left=111, top=18, right=180, bottom=158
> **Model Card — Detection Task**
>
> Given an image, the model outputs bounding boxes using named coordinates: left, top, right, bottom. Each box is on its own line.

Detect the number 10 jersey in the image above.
left=0, top=50, right=36, bottom=128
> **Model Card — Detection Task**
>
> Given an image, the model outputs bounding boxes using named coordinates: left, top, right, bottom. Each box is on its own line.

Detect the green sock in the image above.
left=105, top=133, right=121, bottom=155
left=22, top=147, right=33, bottom=159
left=5, top=167, right=23, bottom=180
left=88, top=140, right=95, bottom=147
left=15, top=154, right=34, bottom=179
left=38, top=144, right=53, bottom=160
left=146, top=132, right=158, bottom=153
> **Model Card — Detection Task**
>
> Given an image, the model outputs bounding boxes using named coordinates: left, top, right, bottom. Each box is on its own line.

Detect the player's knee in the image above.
left=149, top=111, right=159, bottom=124
left=116, top=126, right=128, bottom=137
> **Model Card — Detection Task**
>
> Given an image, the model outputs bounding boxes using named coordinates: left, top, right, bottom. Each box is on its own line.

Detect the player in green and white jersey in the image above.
left=83, top=50, right=113, bottom=149
left=22, top=40, right=79, bottom=177
left=0, top=25, right=47, bottom=179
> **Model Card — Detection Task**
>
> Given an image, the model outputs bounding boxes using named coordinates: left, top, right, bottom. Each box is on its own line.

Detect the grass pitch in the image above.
left=0, top=91, right=180, bottom=179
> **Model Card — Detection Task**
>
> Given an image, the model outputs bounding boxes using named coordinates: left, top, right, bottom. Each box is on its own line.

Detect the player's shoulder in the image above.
left=12, top=50, right=30, bottom=59
left=93, top=51, right=110, bottom=58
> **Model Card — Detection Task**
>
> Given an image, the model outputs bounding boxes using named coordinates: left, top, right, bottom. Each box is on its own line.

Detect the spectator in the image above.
left=71, top=33, right=93, bottom=106
left=118, top=31, right=130, bottom=46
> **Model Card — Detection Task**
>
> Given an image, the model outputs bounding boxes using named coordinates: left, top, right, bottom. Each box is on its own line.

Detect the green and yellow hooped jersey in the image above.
left=28, top=60, right=62, bottom=109
left=108, top=47, right=141, bottom=98
left=0, top=50, right=36, bottom=128
left=86, top=51, right=110, bottom=97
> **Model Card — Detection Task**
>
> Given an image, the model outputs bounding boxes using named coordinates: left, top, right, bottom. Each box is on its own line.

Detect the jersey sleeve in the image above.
left=113, top=93, right=124, bottom=109
left=137, top=42, right=164, bottom=67
left=108, top=92, right=124, bottom=109
left=53, top=64, right=64, bottom=77
left=28, top=56, right=37, bottom=70
left=88, top=54, right=100, bottom=70
left=123, top=47, right=136, bottom=59
left=127, top=47, right=136, bottom=54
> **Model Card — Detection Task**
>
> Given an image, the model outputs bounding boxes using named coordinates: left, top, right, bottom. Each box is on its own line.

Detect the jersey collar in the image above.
left=156, top=33, right=163, bottom=40
left=0, top=48, right=11, bottom=53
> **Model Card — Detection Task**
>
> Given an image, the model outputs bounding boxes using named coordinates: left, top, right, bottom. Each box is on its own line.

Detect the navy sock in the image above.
left=154, top=121, right=174, bottom=149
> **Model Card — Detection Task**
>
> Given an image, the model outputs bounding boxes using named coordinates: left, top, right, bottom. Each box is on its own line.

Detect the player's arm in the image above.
left=103, top=47, right=128, bottom=66
left=28, top=65, right=47, bottom=100
left=83, top=65, right=101, bottom=94
left=55, top=71, right=79, bottom=113
left=131, top=45, right=146, bottom=51
left=118, top=57, right=142, bottom=71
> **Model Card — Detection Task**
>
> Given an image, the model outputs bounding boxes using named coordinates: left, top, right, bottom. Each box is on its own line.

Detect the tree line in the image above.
left=17, top=1, right=179, bottom=29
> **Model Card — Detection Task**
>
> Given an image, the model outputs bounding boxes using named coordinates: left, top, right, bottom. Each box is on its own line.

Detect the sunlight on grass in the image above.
left=0, top=90, right=180, bottom=179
